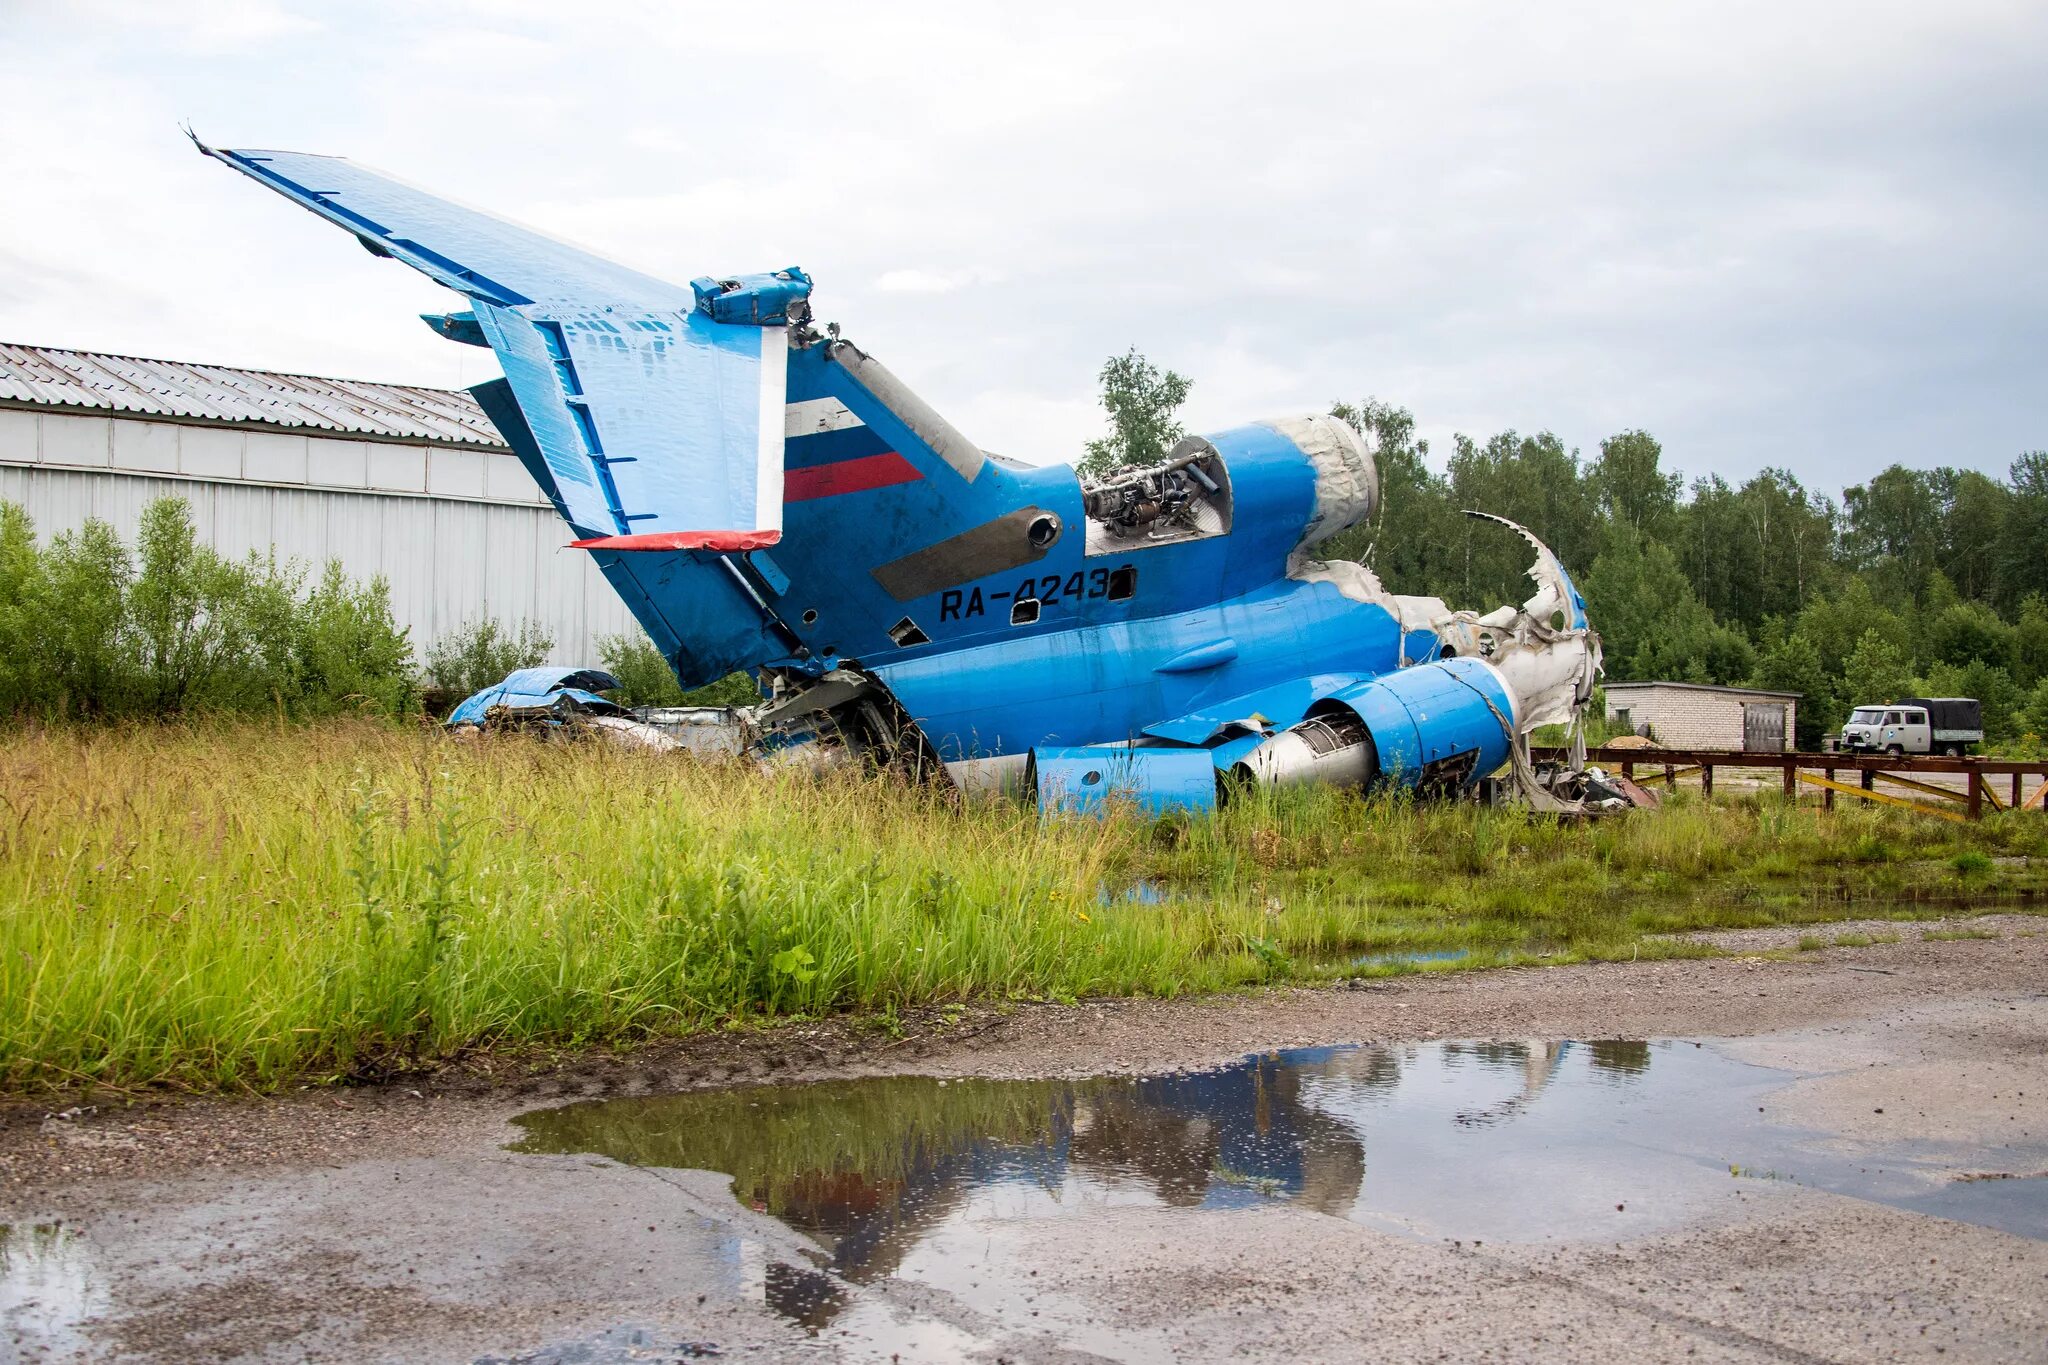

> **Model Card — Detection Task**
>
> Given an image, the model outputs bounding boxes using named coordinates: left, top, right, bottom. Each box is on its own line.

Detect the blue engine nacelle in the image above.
left=1233, top=657, right=1516, bottom=793
left=1202, top=413, right=1379, bottom=552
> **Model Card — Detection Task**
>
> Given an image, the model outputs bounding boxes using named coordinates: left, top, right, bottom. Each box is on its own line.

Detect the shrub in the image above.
left=129, top=499, right=267, bottom=711
left=597, top=632, right=688, bottom=707
left=0, top=503, right=47, bottom=713
left=598, top=632, right=760, bottom=708
left=0, top=497, right=415, bottom=719
left=294, top=564, right=417, bottom=715
left=40, top=516, right=134, bottom=715
left=424, top=617, right=552, bottom=698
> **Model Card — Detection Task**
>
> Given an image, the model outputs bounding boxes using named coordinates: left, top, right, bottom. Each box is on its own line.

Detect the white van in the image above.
left=1840, top=705, right=1931, bottom=755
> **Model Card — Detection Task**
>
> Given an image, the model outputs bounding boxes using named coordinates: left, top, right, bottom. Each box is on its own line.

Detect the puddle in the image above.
left=0, top=1221, right=105, bottom=1359
left=1351, top=947, right=1471, bottom=969
left=510, top=1039, right=2047, bottom=1346
left=1890, top=1175, right=2048, bottom=1238
left=474, top=1324, right=725, bottom=1363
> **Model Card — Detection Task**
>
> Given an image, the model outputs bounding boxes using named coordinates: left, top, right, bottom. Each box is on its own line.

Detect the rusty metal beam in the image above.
left=1797, top=772, right=1969, bottom=823
left=1982, top=778, right=2005, bottom=814
left=1631, top=765, right=1703, bottom=787
left=1871, top=771, right=1970, bottom=804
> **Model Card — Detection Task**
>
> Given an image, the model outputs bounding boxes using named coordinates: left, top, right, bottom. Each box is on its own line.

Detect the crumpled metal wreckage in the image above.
left=201, top=138, right=1637, bottom=818
left=445, top=666, right=623, bottom=730
left=445, top=666, right=683, bottom=752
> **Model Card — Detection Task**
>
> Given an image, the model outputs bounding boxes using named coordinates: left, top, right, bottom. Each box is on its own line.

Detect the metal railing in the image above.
left=1529, top=746, right=2048, bottom=820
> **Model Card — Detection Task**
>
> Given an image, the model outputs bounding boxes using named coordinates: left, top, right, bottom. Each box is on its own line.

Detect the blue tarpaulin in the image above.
left=445, top=666, right=624, bottom=727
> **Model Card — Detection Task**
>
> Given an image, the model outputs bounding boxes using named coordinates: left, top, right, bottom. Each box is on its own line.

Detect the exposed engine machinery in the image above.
left=1083, top=451, right=1229, bottom=542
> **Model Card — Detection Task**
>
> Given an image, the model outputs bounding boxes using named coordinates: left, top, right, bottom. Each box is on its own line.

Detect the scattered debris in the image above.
left=444, top=667, right=683, bottom=752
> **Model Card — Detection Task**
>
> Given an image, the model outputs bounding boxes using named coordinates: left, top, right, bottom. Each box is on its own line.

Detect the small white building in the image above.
left=1604, top=681, right=1800, bottom=752
left=0, top=343, right=639, bottom=662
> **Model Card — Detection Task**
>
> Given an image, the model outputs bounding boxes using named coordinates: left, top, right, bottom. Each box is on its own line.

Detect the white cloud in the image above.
left=70, top=0, right=322, bottom=51
left=872, top=267, right=1005, bottom=295
left=0, top=0, right=2041, bottom=491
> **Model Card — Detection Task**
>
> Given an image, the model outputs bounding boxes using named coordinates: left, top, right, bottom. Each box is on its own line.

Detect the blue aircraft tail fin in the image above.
left=198, top=141, right=786, bottom=549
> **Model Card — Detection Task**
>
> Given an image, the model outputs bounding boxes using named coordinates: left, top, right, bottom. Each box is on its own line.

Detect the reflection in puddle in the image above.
left=1351, top=947, right=1471, bottom=970
left=510, top=1040, right=2046, bottom=1340
left=1, top=1221, right=104, bottom=1359
left=766, top=1260, right=849, bottom=1331
left=474, top=1323, right=726, bottom=1364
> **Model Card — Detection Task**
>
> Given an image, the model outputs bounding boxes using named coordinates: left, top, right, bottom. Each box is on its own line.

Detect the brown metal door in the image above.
left=1743, top=703, right=1786, bottom=753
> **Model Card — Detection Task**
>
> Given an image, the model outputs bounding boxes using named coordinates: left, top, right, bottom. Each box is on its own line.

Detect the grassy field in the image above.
left=3, top=721, right=2044, bottom=1096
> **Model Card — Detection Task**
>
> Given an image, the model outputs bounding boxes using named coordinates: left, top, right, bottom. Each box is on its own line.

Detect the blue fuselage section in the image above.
left=875, top=579, right=1409, bottom=760
left=496, top=337, right=1430, bottom=760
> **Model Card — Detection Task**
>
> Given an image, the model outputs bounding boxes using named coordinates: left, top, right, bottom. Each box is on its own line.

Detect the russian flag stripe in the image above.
left=785, top=451, right=923, bottom=501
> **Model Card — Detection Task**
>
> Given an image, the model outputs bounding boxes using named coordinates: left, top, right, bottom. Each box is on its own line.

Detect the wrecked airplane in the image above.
left=200, top=141, right=1611, bottom=815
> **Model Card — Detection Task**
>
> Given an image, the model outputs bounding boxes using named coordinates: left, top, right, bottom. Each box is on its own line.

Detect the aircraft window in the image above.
left=801, top=609, right=819, bottom=625
left=887, top=617, right=930, bottom=647
left=1011, top=597, right=1041, bottom=626
left=1081, top=769, right=1103, bottom=786
left=1107, top=566, right=1137, bottom=600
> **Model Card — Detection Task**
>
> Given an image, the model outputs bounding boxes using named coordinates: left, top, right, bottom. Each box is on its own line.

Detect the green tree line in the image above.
left=1320, top=401, right=2048, bottom=747
left=1084, top=353, right=2045, bottom=744
left=0, top=498, right=417, bottom=718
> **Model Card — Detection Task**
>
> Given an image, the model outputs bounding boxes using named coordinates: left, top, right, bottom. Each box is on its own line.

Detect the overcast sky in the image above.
left=3, top=1, right=2042, bottom=494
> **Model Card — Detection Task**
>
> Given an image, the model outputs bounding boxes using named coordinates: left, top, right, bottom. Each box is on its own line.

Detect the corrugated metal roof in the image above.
left=0, top=343, right=507, bottom=449
left=1605, top=681, right=1802, bottom=699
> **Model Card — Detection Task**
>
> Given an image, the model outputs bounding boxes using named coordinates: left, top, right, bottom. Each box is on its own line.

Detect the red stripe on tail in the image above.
left=785, top=451, right=923, bottom=501
left=572, top=529, right=783, bottom=552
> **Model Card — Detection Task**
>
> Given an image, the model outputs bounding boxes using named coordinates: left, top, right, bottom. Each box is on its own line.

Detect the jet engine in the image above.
left=1236, top=513, right=1603, bottom=800
left=1233, top=657, right=1518, bottom=794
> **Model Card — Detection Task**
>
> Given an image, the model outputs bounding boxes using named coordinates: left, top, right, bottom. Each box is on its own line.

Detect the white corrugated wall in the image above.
left=0, top=407, right=641, bottom=664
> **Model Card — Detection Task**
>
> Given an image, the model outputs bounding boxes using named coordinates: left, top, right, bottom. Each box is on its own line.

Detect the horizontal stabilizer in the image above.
left=198, top=145, right=692, bottom=309
left=199, top=140, right=782, bottom=544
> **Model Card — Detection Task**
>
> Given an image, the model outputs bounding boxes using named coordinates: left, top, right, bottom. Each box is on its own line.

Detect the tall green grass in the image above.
left=2, top=721, right=2043, bottom=1095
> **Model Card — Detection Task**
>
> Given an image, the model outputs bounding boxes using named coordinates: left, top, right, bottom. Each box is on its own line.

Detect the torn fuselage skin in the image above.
left=1237, top=516, right=1603, bottom=803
